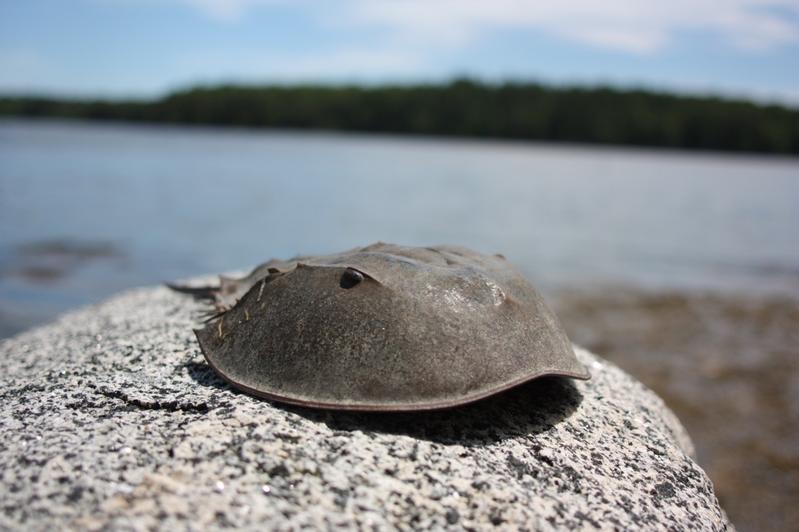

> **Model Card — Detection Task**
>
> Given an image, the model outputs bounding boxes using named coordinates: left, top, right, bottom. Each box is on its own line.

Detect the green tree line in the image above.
left=1, top=80, right=797, bottom=154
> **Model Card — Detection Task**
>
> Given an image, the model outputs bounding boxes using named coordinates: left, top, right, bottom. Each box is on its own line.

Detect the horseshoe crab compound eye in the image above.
left=340, top=268, right=364, bottom=289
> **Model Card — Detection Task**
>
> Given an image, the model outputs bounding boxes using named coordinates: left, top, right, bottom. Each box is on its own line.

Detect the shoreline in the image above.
left=3, top=116, right=799, bottom=161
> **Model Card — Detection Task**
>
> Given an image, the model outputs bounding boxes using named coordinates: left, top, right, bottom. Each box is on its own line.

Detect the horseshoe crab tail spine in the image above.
left=165, top=282, right=218, bottom=302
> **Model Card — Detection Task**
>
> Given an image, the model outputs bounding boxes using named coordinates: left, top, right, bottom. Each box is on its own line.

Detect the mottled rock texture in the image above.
left=0, top=283, right=733, bottom=530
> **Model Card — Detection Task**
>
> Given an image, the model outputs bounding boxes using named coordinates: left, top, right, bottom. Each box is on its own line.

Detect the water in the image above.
left=1, top=118, right=797, bottom=335
left=1, top=118, right=798, bottom=530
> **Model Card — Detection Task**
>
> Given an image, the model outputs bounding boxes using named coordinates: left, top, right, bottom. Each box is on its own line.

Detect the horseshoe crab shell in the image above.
left=174, top=243, right=589, bottom=411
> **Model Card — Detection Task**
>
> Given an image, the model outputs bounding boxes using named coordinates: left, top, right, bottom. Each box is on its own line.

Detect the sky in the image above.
left=1, top=0, right=798, bottom=104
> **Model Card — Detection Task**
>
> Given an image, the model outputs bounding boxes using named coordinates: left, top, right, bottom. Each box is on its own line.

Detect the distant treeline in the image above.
left=2, top=80, right=798, bottom=154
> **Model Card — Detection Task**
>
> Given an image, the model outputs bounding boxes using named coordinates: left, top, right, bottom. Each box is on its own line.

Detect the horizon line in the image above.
left=1, top=77, right=797, bottom=110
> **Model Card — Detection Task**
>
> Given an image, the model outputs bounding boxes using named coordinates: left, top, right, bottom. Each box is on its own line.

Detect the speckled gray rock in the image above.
left=0, top=283, right=733, bottom=531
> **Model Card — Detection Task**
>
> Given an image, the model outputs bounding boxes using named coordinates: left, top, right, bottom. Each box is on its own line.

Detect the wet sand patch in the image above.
left=552, top=288, right=799, bottom=532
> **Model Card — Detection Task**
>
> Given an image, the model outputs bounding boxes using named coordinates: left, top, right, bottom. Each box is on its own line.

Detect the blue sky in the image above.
left=1, top=0, right=798, bottom=104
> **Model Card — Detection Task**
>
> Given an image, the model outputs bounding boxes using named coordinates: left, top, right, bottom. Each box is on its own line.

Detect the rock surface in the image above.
left=0, top=283, right=732, bottom=530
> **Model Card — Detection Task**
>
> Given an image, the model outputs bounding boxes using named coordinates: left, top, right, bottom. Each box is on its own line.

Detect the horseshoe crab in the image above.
left=171, top=243, right=589, bottom=411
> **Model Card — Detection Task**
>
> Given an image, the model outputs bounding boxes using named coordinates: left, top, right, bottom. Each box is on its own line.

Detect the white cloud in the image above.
left=101, top=0, right=287, bottom=22
left=348, top=0, right=799, bottom=54
left=175, top=46, right=424, bottom=82
left=178, top=0, right=283, bottom=22
left=178, top=0, right=799, bottom=54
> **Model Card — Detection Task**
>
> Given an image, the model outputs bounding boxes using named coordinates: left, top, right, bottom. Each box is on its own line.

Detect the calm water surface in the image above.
left=1, top=118, right=798, bottom=333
